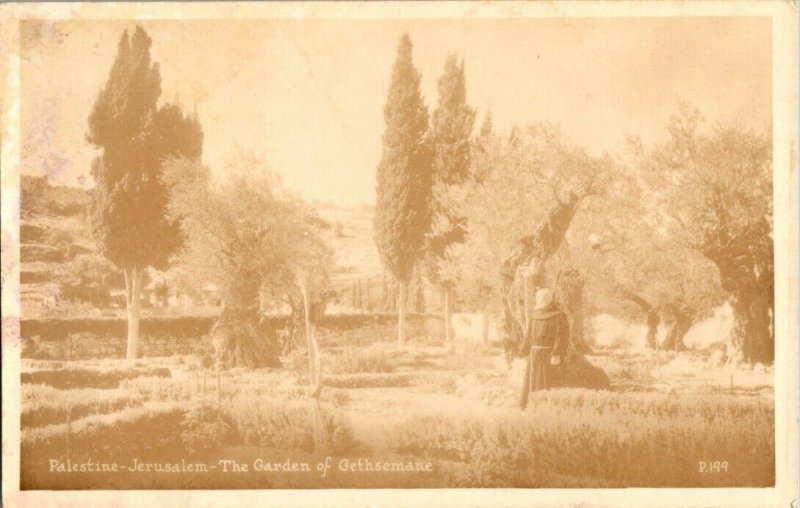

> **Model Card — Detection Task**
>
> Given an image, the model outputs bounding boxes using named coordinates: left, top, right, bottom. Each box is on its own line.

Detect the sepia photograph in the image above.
left=1, top=1, right=797, bottom=506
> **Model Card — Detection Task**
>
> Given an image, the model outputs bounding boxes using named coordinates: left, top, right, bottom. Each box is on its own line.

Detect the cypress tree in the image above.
left=87, top=26, right=203, bottom=360
left=430, top=56, right=476, bottom=185
left=374, top=34, right=432, bottom=346
left=426, top=55, right=476, bottom=346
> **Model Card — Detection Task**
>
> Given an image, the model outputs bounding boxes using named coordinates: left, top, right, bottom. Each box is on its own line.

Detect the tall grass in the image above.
left=392, top=389, right=774, bottom=487
left=22, top=383, right=143, bottom=428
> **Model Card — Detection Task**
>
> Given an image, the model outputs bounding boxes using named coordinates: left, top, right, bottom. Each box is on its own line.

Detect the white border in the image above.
left=1, top=2, right=796, bottom=507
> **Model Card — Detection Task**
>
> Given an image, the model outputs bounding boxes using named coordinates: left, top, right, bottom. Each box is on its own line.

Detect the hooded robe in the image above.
left=518, top=305, right=570, bottom=408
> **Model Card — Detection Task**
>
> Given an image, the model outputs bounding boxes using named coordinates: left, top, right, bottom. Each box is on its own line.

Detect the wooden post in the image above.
left=126, top=267, right=142, bottom=361
left=397, top=280, right=407, bottom=347
left=301, top=282, right=328, bottom=454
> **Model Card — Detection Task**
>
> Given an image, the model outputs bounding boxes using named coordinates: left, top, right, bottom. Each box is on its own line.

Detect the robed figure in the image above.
left=518, top=288, right=570, bottom=409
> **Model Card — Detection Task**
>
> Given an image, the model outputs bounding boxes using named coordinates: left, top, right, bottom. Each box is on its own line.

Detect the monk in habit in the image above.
left=519, top=288, right=570, bottom=409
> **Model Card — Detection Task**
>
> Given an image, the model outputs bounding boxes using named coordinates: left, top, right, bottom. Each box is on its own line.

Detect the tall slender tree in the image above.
left=426, top=55, right=476, bottom=346
left=87, top=26, right=203, bottom=360
left=374, top=34, right=432, bottom=347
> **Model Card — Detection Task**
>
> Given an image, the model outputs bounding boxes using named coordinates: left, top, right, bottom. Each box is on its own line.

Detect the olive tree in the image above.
left=635, top=105, right=773, bottom=362
left=163, top=154, right=332, bottom=369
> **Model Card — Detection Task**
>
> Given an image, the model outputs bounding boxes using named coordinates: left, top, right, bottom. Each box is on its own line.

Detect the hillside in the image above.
left=20, top=176, right=95, bottom=315
left=315, top=202, right=382, bottom=281
left=19, top=177, right=385, bottom=315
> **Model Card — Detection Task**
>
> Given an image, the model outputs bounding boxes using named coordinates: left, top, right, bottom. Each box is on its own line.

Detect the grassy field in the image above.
left=19, top=335, right=774, bottom=490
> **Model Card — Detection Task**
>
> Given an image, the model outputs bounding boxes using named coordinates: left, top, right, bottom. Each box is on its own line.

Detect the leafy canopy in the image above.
left=163, top=154, right=332, bottom=310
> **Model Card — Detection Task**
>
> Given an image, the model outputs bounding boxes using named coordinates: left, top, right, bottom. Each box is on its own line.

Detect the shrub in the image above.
left=325, top=372, right=415, bottom=389
left=326, top=345, right=397, bottom=374
left=21, top=365, right=171, bottom=389
left=22, top=359, right=65, bottom=369
left=21, top=316, right=217, bottom=342
left=43, top=227, right=76, bottom=247
left=280, top=345, right=309, bottom=383
left=21, top=401, right=184, bottom=457
left=21, top=403, right=187, bottom=489
left=180, top=398, right=232, bottom=455
left=59, top=254, right=118, bottom=306
left=20, top=269, right=56, bottom=284
left=20, top=223, right=46, bottom=243
left=22, top=383, right=143, bottom=428
left=120, top=376, right=196, bottom=403
left=21, top=176, right=89, bottom=216
left=20, top=244, right=64, bottom=263
left=225, top=394, right=356, bottom=454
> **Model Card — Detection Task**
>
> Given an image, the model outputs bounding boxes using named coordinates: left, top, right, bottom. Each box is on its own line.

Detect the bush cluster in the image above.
left=325, top=345, right=398, bottom=374
left=225, top=393, right=356, bottom=454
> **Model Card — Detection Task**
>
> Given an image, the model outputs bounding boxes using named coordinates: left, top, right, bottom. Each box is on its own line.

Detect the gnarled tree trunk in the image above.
left=730, top=288, right=773, bottom=364
left=704, top=235, right=774, bottom=363
left=500, top=193, right=580, bottom=359
left=212, top=305, right=281, bottom=370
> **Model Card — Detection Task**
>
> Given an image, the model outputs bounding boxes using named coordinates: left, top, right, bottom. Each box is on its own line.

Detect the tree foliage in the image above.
left=634, top=105, right=773, bottom=361
left=164, top=154, right=331, bottom=310
left=439, top=125, right=611, bottom=311
left=86, top=25, right=203, bottom=359
left=373, top=34, right=432, bottom=284
left=87, top=26, right=203, bottom=271
left=163, top=154, right=333, bottom=368
left=426, top=55, right=476, bottom=288
left=567, top=140, right=726, bottom=327
left=60, top=254, right=120, bottom=306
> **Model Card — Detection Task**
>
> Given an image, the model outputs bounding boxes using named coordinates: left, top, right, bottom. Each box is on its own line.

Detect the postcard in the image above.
left=1, top=1, right=797, bottom=506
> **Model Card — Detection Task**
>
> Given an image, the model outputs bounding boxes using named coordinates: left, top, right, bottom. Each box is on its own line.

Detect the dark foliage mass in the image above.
left=373, top=34, right=432, bottom=283
left=87, top=26, right=203, bottom=271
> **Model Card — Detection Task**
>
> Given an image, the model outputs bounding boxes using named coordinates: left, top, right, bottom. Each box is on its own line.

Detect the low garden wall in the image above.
left=21, top=313, right=444, bottom=360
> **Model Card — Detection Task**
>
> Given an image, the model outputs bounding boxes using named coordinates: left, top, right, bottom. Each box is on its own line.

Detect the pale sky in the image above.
left=21, top=17, right=771, bottom=206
